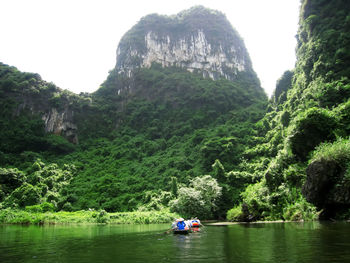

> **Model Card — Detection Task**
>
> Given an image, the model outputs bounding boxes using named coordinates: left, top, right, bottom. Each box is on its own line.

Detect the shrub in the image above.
left=282, top=163, right=306, bottom=187
left=5, top=183, right=41, bottom=207
left=169, top=187, right=208, bottom=218
left=281, top=110, right=291, bottom=127
left=309, top=138, right=350, bottom=187
left=240, top=181, right=271, bottom=220
left=264, top=148, right=295, bottom=190
left=25, top=204, right=43, bottom=213
left=0, top=187, right=4, bottom=202
left=0, top=168, right=26, bottom=195
left=316, top=80, right=350, bottom=107
left=274, top=70, right=294, bottom=105
left=170, top=177, right=178, bottom=197
left=310, top=138, right=350, bottom=164
left=96, top=209, right=109, bottom=223
left=62, top=202, right=73, bottom=211
left=170, top=175, right=222, bottom=218
left=283, top=197, right=318, bottom=221
left=334, top=100, right=350, bottom=134
left=41, top=202, right=55, bottom=212
left=226, top=204, right=243, bottom=221
left=288, top=107, right=338, bottom=160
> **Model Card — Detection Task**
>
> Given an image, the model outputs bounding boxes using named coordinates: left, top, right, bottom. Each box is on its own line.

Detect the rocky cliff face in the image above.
left=0, top=63, right=79, bottom=145
left=115, top=6, right=253, bottom=84
left=41, top=107, right=78, bottom=144
left=14, top=93, right=79, bottom=144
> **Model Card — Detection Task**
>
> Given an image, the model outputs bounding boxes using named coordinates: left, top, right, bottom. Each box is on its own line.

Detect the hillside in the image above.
left=226, top=0, right=350, bottom=221
left=0, top=6, right=267, bottom=218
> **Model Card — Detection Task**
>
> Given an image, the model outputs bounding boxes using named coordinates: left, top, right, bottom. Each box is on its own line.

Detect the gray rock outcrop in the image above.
left=302, top=158, right=350, bottom=216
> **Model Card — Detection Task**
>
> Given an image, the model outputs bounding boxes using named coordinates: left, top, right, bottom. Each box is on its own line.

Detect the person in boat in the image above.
left=177, top=220, right=186, bottom=230
left=190, top=218, right=201, bottom=227
left=173, top=218, right=189, bottom=231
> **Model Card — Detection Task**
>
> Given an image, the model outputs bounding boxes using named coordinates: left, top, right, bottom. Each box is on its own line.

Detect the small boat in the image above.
left=189, top=218, right=201, bottom=228
left=173, top=229, right=190, bottom=234
left=172, top=218, right=190, bottom=234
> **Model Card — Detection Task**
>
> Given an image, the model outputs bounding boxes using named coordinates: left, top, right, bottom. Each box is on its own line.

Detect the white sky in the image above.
left=0, top=0, right=300, bottom=97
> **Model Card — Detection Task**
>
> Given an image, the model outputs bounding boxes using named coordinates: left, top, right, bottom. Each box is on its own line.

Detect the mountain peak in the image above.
left=115, top=6, right=253, bottom=81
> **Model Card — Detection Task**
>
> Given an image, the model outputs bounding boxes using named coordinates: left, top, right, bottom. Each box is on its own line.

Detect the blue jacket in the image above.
left=177, top=221, right=186, bottom=230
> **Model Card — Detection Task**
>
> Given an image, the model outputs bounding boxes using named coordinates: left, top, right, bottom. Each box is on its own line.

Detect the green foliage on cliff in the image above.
left=0, top=59, right=267, bottom=219
left=288, top=107, right=338, bottom=160
left=225, top=0, right=350, bottom=221
left=0, top=63, right=78, bottom=166
left=310, top=138, right=350, bottom=190
left=54, top=65, right=266, bottom=216
left=311, top=138, right=350, bottom=165
left=0, top=160, right=76, bottom=210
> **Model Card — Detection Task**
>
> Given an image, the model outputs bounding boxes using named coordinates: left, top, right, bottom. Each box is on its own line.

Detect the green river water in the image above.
left=1, top=222, right=350, bottom=263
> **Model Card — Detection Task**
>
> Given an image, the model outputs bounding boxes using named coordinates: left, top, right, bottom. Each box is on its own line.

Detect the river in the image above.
left=1, top=221, right=350, bottom=262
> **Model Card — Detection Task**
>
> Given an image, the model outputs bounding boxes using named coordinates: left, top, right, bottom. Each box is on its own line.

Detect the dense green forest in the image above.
left=0, top=61, right=267, bottom=219
left=1, top=0, right=350, bottom=222
left=226, top=0, right=350, bottom=221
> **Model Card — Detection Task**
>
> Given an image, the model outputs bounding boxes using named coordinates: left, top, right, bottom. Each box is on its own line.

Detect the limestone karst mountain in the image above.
left=116, top=6, right=253, bottom=82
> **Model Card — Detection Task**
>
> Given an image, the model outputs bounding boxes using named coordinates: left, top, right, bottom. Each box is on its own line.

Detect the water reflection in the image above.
left=223, top=222, right=350, bottom=263
left=1, top=222, right=350, bottom=263
left=184, top=227, right=227, bottom=262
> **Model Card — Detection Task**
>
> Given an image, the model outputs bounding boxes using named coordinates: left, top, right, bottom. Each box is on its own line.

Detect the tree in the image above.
left=288, top=107, right=338, bottom=160
left=170, top=177, right=178, bottom=197
left=0, top=168, right=26, bottom=196
left=4, top=183, right=41, bottom=207
left=170, top=175, right=222, bottom=218
left=274, top=70, right=294, bottom=105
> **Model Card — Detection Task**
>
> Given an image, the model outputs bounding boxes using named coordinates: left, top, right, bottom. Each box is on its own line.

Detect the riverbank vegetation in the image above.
left=0, top=208, right=179, bottom=225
